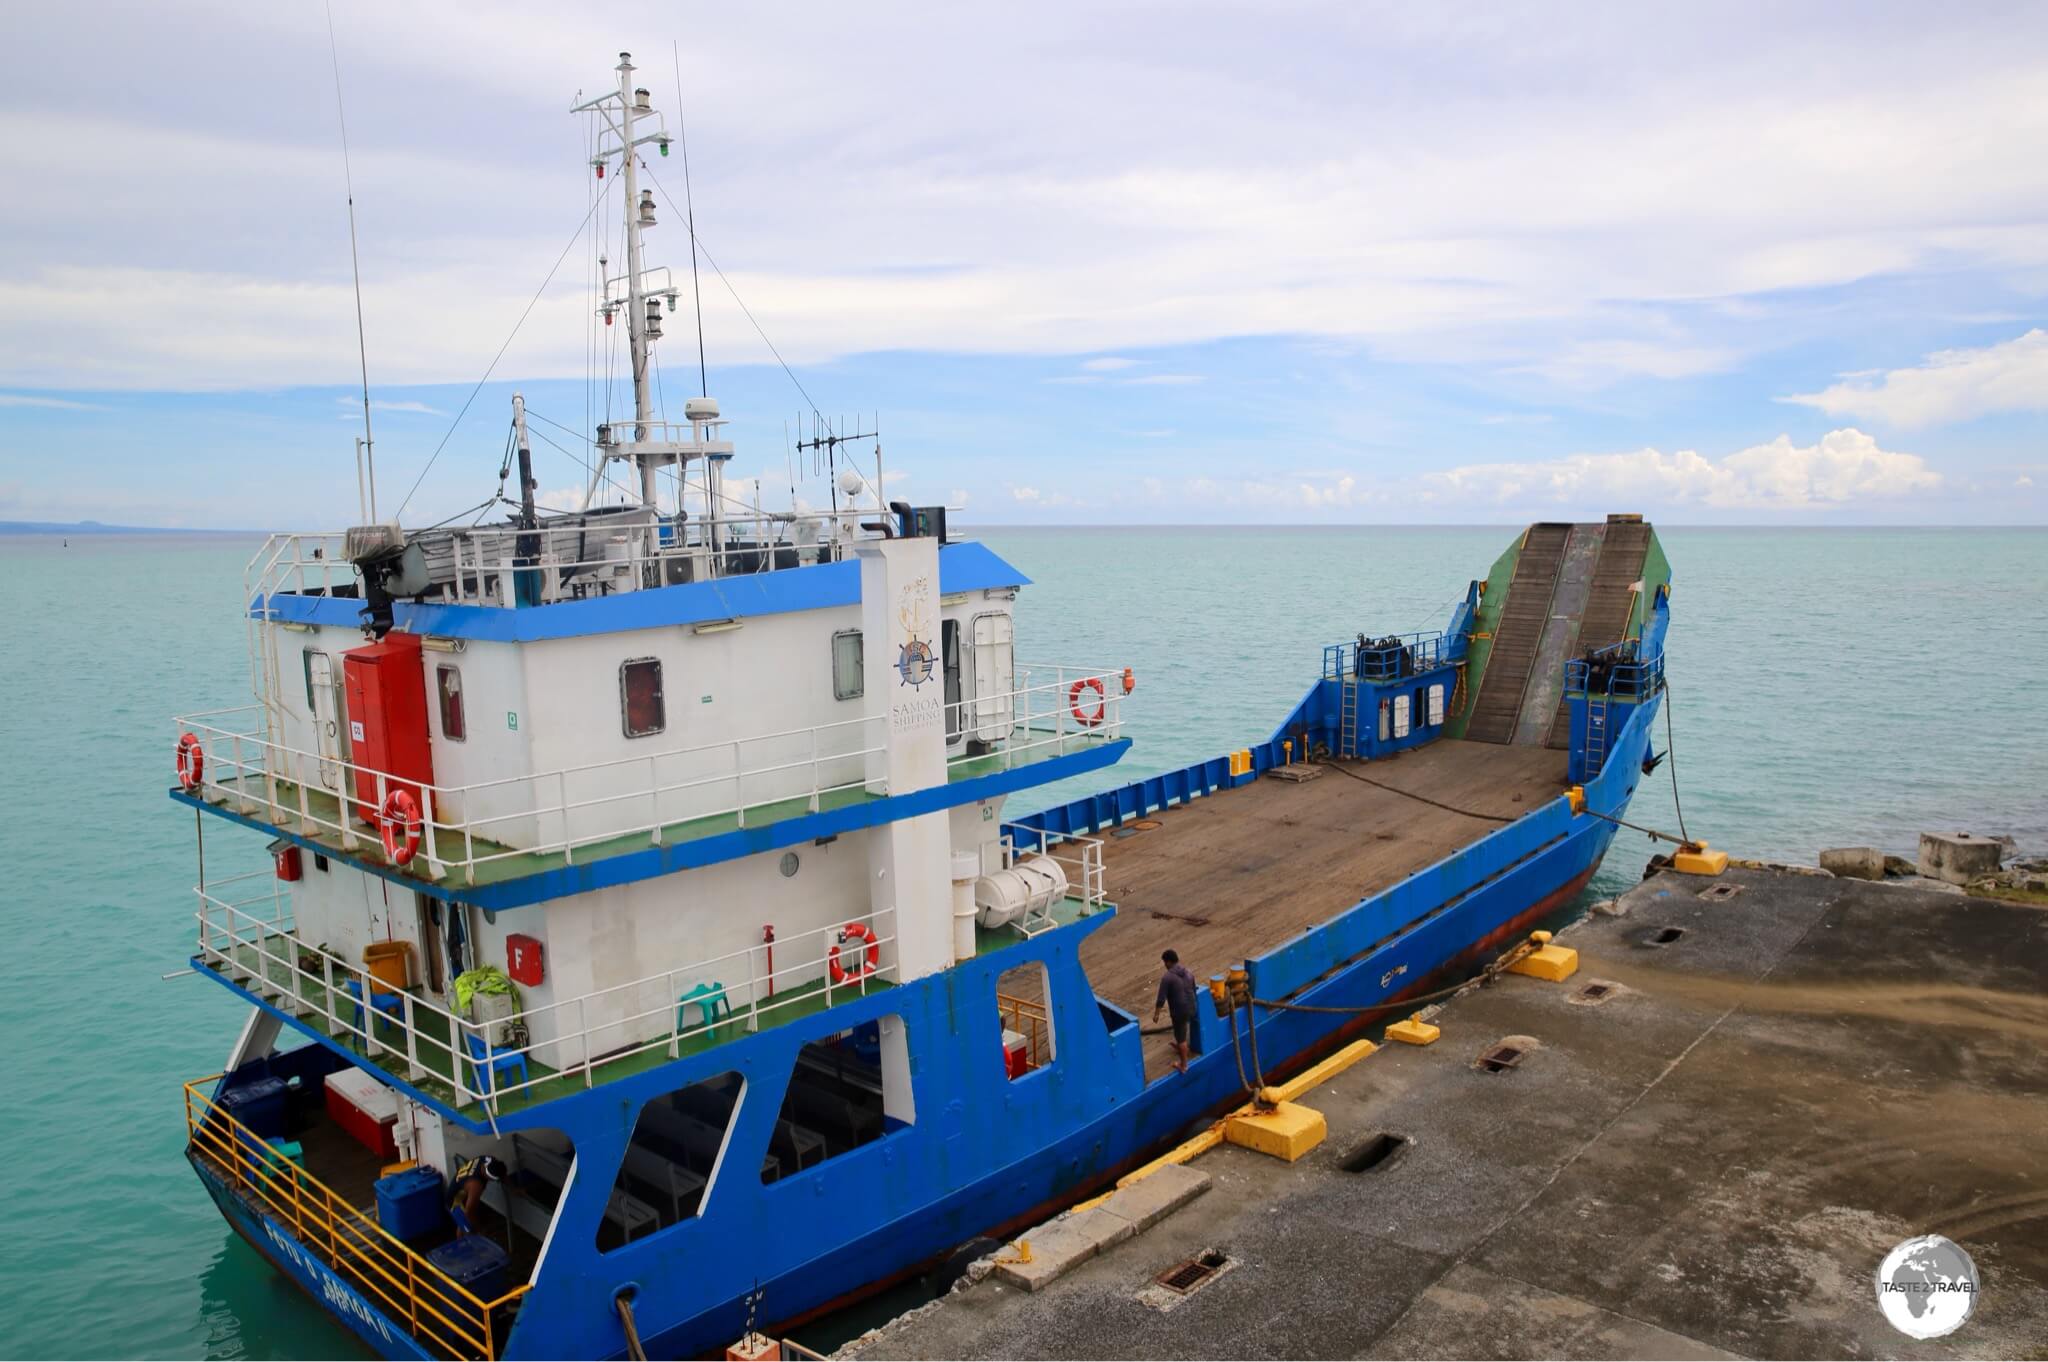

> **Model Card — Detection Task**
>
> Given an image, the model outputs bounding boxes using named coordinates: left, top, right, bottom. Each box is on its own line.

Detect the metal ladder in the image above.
left=1583, top=692, right=1610, bottom=776
left=1339, top=678, right=1361, bottom=757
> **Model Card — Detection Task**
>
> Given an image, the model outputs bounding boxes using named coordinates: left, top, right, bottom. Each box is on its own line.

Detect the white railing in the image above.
left=246, top=511, right=877, bottom=613
left=194, top=872, right=899, bottom=1113
left=173, top=668, right=1126, bottom=882
left=998, top=825, right=1109, bottom=916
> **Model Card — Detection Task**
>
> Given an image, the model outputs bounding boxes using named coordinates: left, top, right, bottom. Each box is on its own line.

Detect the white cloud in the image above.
left=2019, top=475, right=2036, bottom=488
left=9, top=7, right=2048, bottom=391
left=947, top=487, right=971, bottom=506
left=1187, top=472, right=1365, bottom=510
left=1081, top=357, right=1142, bottom=372
left=1009, top=485, right=1040, bottom=503
left=1423, top=428, right=1939, bottom=511
left=1122, top=373, right=1203, bottom=387
left=334, top=396, right=445, bottom=416
left=0, top=393, right=101, bottom=410
left=1782, top=329, right=2048, bottom=429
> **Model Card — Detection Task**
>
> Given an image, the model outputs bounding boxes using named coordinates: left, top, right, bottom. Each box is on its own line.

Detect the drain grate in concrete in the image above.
left=1577, top=981, right=1615, bottom=1002
left=1647, top=925, right=1687, bottom=946
left=1155, top=1250, right=1231, bottom=1296
left=1698, top=883, right=1743, bottom=902
left=1477, top=1044, right=1524, bottom=1073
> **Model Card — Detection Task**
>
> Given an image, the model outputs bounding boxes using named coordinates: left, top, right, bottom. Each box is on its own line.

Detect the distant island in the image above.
left=0, top=519, right=263, bottom=535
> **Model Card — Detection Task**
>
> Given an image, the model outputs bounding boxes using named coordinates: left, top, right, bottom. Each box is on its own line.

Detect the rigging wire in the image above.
left=640, top=166, right=821, bottom=419
left=323, top=1, right=376, bottom=516
left=672, top=40, right=709, bottom=398
left=393, top=183, right=611, bottom=518
left=527, top=421, right=633, bottom=504
left=1322, top=759, right=1513, bottom=824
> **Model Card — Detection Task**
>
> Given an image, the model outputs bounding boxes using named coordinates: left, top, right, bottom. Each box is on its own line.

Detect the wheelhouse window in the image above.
left=832, top=629, right=864, bottom=701
left=621, top=657, right=665, bottom=738
left=436, top=665, right=466, bottom=741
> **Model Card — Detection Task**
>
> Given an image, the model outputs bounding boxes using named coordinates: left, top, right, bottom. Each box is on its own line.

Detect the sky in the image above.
left=1, top=1, right=2045, bottom=527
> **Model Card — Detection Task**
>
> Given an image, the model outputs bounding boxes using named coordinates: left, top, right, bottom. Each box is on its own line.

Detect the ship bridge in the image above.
left=177, top=535, right=1128, bottom=910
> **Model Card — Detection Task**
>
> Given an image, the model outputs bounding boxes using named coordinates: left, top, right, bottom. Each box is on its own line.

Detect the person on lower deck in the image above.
left=448, top=1154, right=507, bottom=1233
left=1152, top=949, right=1197, bottom=1075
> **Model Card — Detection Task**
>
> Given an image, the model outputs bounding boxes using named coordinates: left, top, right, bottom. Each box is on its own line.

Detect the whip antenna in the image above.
left=326, top=0, right=378, bottom=520
left=672, top=40, right=708, bottom=397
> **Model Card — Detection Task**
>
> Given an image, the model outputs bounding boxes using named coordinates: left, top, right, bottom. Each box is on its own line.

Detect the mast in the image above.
left=616, top=53, right=657, bottom=510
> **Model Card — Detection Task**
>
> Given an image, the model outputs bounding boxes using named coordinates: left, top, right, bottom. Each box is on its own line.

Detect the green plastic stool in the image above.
left=677, top=981, right=732, bottom=1031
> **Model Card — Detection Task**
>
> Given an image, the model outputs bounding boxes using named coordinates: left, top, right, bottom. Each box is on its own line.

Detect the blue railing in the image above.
left=1565, top=641, right=1664, bottom=699
left=1322, top=632, right=1447, bottom=683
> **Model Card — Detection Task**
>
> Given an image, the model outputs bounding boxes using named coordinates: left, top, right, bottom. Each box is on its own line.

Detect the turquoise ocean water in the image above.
left=3, top=525, right=2044, bottom=1359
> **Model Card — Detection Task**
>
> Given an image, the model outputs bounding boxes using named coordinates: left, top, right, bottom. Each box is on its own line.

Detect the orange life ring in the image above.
left=1069, top=676, right=1107, bottom=727
left=175, top=732, right=205, bottom=791
left=380, top=787, right=422, bottom=866
left=829, top=921, right=881, bottom=984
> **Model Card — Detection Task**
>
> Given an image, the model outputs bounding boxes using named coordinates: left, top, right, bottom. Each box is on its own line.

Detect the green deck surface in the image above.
left=203, top=728, right=1113, bottom=890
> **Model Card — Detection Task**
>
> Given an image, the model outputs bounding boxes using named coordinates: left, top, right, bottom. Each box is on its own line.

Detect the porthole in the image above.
left=779, top=851, right=800, bottom=878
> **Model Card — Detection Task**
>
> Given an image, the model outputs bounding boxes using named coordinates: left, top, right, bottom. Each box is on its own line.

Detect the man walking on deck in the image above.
left=1152, top=949, right=1197, bottom=1075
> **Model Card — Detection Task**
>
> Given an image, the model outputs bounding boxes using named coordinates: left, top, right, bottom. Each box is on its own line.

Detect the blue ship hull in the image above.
left=192, top=678, right=1658, bottom=1360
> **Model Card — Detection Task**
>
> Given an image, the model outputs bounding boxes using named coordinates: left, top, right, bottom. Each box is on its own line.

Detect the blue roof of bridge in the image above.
left=254, top=539, right=1028, bottom=642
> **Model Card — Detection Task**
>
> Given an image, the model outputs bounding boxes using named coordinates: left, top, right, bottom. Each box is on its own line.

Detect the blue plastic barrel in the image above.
left=217, top=1076, right=288, bottom=1138
left=427, top=1233, right=511, bottom=1302
left=374, top=1166, right=446, bottom=1242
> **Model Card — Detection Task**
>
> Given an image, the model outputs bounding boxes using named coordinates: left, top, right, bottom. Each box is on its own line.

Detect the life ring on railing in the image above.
left=1069, top=677, right=1107, bottom=727
left=175, top=732, right=205, bottom=791
left=379, top=787, right=422, bottom=866
left=829, top=921, right=881, bottom=984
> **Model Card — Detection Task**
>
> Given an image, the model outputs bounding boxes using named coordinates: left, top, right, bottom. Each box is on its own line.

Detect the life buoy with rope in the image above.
left=829, top=921, right=881, bottom=984
left=1069, top=676, right=1107, bottom=727
left=379, top=787, right=422, bottom=866
left=175, top=732, right=205, bottom=791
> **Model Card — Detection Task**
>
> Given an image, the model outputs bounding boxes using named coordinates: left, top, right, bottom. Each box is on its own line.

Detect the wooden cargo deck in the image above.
left=1073, top=739, right=1566, bottom=1079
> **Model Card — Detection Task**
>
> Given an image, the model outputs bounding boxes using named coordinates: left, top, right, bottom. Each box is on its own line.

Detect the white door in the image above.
left=970, top=612, right=1015, bottom=743
left=308, top=652, right=345, bottom=791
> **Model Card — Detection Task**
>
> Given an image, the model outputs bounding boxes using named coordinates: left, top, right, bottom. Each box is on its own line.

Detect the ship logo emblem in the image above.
left=897, top=636, right=935, bottom=689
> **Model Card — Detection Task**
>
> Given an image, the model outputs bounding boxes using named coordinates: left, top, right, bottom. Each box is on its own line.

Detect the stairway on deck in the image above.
left=1465, top=523, right=1569, bottom=744
left=1546, top=519, right=1652, bottom=749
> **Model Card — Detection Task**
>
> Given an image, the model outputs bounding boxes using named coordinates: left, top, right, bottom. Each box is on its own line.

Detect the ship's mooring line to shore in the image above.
left=1251, top=938, right=1536, bottom=1017
left=1664, top=682, right=1692, bottom=846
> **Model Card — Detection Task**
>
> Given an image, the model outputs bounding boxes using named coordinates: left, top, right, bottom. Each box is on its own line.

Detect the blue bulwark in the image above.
left=256, top=540, right=1029, bottom=641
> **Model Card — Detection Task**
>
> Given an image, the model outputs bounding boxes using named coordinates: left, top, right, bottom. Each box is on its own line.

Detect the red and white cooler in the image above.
left=1001, top=1029, right=1031, bottom=1079
left=324, top=1068, right=399, bottom=1158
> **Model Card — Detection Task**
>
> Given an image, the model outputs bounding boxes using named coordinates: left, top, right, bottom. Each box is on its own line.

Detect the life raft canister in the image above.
left=380, top=787, right=423, bottom=866
left=829, top=921, right=881, bottom=984
left=1069, top=676, right=1107, bottom=727
left=175, top=732, right=205, bottom=791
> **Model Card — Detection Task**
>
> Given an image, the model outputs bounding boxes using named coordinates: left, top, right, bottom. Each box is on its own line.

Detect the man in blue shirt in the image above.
left=1151, top=949, right=1197, bottom=1075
